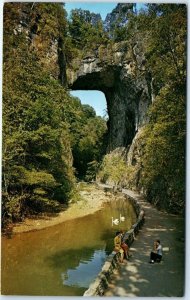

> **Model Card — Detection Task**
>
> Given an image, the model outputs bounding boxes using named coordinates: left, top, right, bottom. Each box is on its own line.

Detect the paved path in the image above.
left=104, top=189, right=185, bottom=297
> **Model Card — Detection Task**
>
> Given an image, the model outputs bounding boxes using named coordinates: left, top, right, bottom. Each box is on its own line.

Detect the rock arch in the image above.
left=67, top=43, right=152, bottom=152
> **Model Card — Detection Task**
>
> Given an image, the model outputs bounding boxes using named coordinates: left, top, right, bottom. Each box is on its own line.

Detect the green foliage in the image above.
left=85, top=161, right=99, bottom=182
left=136, top=5, right=186, bottom=213
left=134, top=4, right=186, bottom=89
left=68, top=98, right=107, bottom=179
left=2, top=59, right=76, bottom=224
left=66, top=8, right=109, bottom=58
left=140, top=82, right=185, bottom=213
left=97, top=151, right=141, bottom=189
left=27, top=196, right=61, bottom=214
left=11, top=166, right=58, bottom=188
left=98, top=153, right=125, bottom=185
left=2, top=1, right=186, bottom=229
left=3, top=4, right=67, bottom=225
left=2, top=3, right=108, bottom=228
left=112, top=26, right=128, bottom=42
left=97, top=4, right=186, bottom=213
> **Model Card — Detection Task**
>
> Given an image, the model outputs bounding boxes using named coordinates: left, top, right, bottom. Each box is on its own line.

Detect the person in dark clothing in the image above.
left=149, top=240, right=163, bottom=264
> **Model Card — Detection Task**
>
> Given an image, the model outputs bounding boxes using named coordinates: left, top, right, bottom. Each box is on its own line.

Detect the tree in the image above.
left=67, top=97, right=107, bottom=179
left=135, top=4, right=187, bottom=212
left=2, top=3, right=74, bottom=226
left=68, top=9, right=109, bottom=51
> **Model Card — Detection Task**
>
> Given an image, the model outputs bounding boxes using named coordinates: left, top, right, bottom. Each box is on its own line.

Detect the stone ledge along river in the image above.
left=1, top=189, right=137, bottom=296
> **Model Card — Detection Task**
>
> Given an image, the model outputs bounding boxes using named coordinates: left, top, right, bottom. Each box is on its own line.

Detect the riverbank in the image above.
left=2, top=185, right=137, bottom=296
left=12, top=184, right=115, bottom=234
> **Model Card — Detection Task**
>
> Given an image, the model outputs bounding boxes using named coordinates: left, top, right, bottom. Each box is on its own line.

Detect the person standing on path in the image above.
left=149, top=239, right=163, bottom=263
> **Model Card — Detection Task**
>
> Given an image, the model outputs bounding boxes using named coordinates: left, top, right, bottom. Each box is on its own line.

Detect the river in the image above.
left=2, top=195, right=137, bottom=296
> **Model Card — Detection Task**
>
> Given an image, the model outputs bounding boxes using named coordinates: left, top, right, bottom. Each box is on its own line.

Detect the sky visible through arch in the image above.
left=70, top=90, right=107, bottom=118
left=65, top=2, right=146, bottom=117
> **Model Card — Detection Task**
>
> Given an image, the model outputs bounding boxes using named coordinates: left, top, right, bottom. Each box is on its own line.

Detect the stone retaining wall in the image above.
left=83, top=186, right=145, bottom=296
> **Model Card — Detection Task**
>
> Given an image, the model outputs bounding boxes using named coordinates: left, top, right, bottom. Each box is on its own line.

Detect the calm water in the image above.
left=2, top=196, right=137, bottom=296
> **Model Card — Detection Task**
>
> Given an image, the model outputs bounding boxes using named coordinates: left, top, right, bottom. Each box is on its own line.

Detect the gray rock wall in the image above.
left=67, top=41, right=152, bottom=152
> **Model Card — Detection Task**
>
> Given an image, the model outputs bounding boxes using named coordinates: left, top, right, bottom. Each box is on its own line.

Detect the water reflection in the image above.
left=61, top=249, right=106, bottom=288
left=2, top=196, right=136, bottom=296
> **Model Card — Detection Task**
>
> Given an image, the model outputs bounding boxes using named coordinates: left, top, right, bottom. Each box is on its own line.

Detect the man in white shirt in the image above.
left=149, top=239, right=163, bottom=264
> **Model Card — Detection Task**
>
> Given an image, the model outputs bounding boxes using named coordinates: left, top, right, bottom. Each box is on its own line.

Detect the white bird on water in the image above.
left=120, top=214, right=125, bottom=222
left=112, top=217, right=119, bottom=226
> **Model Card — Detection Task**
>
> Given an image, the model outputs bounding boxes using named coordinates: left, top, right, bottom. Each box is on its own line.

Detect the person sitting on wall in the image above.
left=149, top=239, right=163, bottom=264
left=114, top=231, right=124, bottom=263
left=120, top=230, right=132, bottom=260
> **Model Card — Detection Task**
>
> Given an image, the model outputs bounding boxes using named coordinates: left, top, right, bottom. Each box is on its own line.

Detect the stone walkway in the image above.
left=104, top=189, right=185, bottom=297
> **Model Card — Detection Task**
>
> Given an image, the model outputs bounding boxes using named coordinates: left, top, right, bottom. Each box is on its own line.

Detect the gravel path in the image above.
left=104, top=189, right=185, bottom=297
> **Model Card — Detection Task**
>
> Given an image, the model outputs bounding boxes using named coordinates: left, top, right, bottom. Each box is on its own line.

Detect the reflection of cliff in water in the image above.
left=47, top=246, right=107, bottom=288
left=100, top=229, right=115, bottom=256
left=61, top=249, right=107, bottom=288
left=46, top=246, right=96, bottom=271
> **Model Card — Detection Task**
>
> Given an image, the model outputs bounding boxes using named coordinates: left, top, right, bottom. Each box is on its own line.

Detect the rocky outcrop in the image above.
left=67, top=41, right=152, bottom=152
left=8, top=3, right=66, bottom=81
left=13, top=3, right=151, bottom=155
left=104, top=3, right=134, bottom=30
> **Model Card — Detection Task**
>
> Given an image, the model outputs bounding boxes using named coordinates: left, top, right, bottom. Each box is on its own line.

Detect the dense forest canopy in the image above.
left=2, top=3, right=186, bottom=229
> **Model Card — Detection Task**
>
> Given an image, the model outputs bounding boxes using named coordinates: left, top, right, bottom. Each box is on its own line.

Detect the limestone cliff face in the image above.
left=12, top=3, right=152, bottom=156
left=8, top=3, right=66, bottom=81
left=67, top=41, right=152, bottom=152
left=104, top=3, right=134, bottom=32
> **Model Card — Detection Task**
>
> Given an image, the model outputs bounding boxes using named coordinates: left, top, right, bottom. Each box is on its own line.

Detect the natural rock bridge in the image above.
left=67, top=42, right=153, bottom=151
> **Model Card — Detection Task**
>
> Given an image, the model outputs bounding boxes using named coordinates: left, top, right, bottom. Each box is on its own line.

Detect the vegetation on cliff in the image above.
left=97, top=4, right=186, bottom=213
left=136, top=4, right=186, bottom=213
left=2, top=3, right=107, bottom=228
